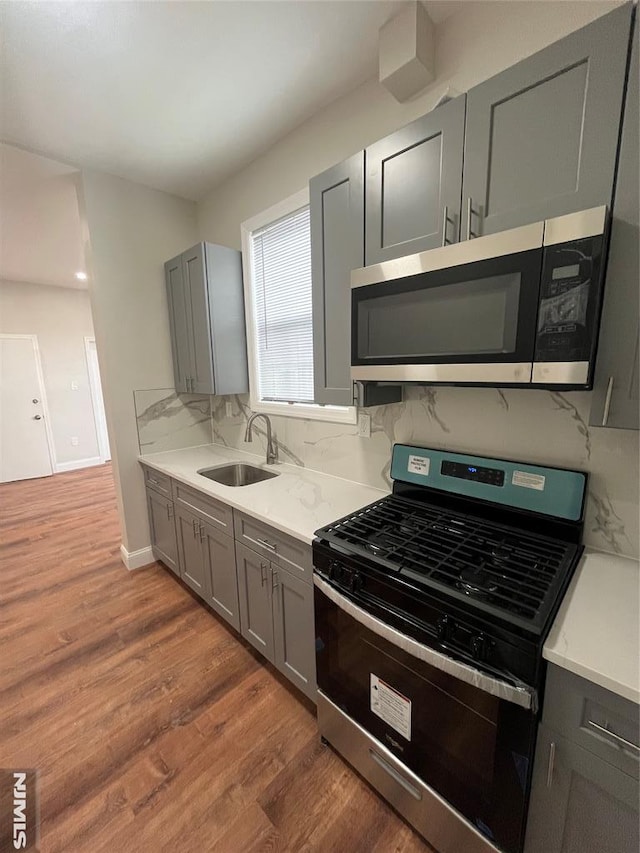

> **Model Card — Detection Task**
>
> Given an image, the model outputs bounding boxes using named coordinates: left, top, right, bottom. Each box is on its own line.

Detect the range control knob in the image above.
left=470, top=634, right=489, bottom=661
left=328, top=561, right=341, bottom=582
left=436, top=616, right=450, bottom=641
left=348, top=571, right=362, bottom=593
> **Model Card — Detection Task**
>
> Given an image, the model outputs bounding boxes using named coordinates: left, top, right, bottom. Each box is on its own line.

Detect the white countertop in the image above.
left=139, top=443, right=388, bottom=545
left=544, top=548, right=640, bottom=704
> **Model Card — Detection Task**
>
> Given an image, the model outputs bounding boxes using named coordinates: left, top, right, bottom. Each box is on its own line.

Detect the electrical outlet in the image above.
left=225, top=401, right=233, bottom=418
left=71, top=437, right=79, bottom=446
left=358, top=412, right=371, bottom=438
left=71, top=381, right=79, bottom=391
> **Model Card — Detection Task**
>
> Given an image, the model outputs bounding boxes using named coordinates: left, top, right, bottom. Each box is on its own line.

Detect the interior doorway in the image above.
left=84, top=337, right=111, bottom=462
left=0, top=334, right=56, bottom=482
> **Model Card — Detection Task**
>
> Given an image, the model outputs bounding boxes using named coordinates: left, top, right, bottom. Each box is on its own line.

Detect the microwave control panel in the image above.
left=534, top=234, right=604, bottom=364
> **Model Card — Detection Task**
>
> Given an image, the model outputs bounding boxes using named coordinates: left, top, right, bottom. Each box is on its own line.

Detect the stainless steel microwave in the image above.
left=351, top=206, right=609, bottom=389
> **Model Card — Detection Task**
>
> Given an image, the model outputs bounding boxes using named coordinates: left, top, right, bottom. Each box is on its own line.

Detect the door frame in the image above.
left=84, top=336, right=111, bottom=463
left=0, top=333, right=57, bottom=475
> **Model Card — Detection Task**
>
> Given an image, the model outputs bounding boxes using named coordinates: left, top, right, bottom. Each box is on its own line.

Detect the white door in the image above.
left=0, top=335, right=54, bottom=482
left=85, top=338, right=111, bottom=462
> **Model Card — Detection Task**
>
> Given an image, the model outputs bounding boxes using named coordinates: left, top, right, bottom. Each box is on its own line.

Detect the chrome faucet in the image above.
left=244, top=413, right=278, bottom=465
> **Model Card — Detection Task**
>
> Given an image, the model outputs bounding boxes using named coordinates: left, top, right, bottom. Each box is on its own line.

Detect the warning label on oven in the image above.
left=512, top=470, right=546, bottom=491
left=370, top=674, right=411, bottom=740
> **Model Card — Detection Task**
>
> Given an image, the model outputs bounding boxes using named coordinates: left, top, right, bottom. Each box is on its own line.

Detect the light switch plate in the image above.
left=71, top=381, right=79, bottom=391
left=358, top=412, right=371, bottom=438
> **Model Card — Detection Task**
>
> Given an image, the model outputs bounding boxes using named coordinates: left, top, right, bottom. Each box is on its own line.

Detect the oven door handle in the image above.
left=314, top=575, right=537, bottom=711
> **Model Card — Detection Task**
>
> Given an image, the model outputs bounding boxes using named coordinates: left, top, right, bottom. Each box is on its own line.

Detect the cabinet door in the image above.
left=365, top=94, right=465, bottom=263
left=201, top=521, right=240, bottom=631
left=310, top=153, right=364, bottom=406
left=235, top=543, right=274, bottom=663
left=590, top=19, right=639, bottom=430
left=182, top=244, right=215, bottom=395
left=525, top=724, right=639, bottom=853
left=165, top=253, right=191, bottom=393
left=272, top=566, right=316, bottom=702
left=146, top=488, right=179, bottom=576
left=174, top=506, right=208, bottom=600
left=462, top=4, right=633, bottom=238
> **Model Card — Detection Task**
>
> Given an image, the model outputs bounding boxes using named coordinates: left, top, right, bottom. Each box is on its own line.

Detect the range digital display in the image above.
left=441, top=460, right=505, bottom=487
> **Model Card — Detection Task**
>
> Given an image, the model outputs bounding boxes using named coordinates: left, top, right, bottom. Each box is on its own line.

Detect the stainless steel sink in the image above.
left=197, top=463, right=279, bottom=487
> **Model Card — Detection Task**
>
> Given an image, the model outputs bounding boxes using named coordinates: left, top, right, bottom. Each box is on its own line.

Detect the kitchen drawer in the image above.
left=233, top=511, right=312, bottom=583
left=172, top=481, right=234, bottom=537
left=543, top=664, right=639, bottom=779
left=142, top=465, right=172, bottom=498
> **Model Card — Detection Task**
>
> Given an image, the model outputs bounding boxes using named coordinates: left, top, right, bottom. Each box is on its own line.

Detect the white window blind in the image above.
left=250, top=205, right=314, bottom=404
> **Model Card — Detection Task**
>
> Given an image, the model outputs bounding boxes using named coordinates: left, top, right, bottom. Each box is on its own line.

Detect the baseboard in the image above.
left=55, top=456, right=103, bottom=473
left=120, top=544, right=155, bottom=571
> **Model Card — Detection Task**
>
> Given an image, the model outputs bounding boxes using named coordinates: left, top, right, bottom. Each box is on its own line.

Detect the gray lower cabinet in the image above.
left=235, top=540, right=317, bottom=702
left=525, top=665, right=639, bottom=853
left=235, top=541, right=275, bottom=663
left=525, top=724, right=639, bottom=853
left=146, top=487, right=179, bottom=576
left=201, top=519, right=240, bottom=631
left=462, top=3, right=633, bottom=238
left=590, top=17, right=639, bottom=430
left=365, top=94, right=466, bottom=263
left=174, top=504, right=210, bottom=600
left=164, top=242, right=248, bottom=396
left=272, top=565, right=316, bottom=702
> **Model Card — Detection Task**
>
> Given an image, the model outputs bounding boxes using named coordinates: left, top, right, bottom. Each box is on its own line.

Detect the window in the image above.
left=241, top=189, right=356, bottom=424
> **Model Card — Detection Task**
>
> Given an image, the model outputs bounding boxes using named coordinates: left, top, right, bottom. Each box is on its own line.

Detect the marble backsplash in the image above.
left=209, top=389, right=639, bottom=560
left=134, top=389, right=212, bottom=455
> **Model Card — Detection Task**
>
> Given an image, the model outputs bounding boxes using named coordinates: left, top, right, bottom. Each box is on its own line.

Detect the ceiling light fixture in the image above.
left=75, top=271, right=88, bottom=281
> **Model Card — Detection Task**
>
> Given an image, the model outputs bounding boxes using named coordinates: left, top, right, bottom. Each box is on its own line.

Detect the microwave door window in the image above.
left=356, top=273, right=521, bottom=361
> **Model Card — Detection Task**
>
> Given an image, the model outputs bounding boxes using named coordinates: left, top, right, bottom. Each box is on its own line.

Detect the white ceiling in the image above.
left=0, top=1, right=461, bottom=202
left=0, top=144, right=87, bottom=289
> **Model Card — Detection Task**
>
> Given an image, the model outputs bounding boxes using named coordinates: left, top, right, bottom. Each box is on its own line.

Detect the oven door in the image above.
left=350, top=222, right=544, bottom=385
left=314, top=580, right=537, bottom=853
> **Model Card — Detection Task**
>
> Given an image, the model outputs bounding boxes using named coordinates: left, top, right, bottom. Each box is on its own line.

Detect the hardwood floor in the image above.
left=0, top=465, right=433, bottom=852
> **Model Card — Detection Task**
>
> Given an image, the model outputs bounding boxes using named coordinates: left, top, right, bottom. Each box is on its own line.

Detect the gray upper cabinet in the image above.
left=310, top=153, right=364, bottom=406
left=590, top=17, right=639, bottom=430
left=146, top=487, right=179, bottom=576
left=462, top=4, right=633, bottom=238
left=272, top=565, right=316, bottom=702
left=365, top=94, right=466, bottom=263
left=164, top=242, right=248, bottom=396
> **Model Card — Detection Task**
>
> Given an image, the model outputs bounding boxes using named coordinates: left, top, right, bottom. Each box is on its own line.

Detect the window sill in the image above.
left=249, top=398, right=357, bottom=425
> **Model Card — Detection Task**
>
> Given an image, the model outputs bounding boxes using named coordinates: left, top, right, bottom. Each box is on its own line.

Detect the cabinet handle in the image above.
left=602, top=377, right=614, bottom=427
left=199, top=521, right=205, bottom=542
left=442, top=205, right=451, bottom=246
left=260, top=562, right=268, bottom=586
left=256, top=537, right=277, bottom=552
left=271, top=568, right=279, bottom=590
left=546, top=741, right=556, bottom=788
left=466, top=197, right=479, bottom=240
left=192, top=519, right=198, bottom=539
left=587, top=720, right=640, bottom=754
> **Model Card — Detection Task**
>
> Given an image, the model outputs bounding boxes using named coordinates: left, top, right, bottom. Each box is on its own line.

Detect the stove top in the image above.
left=317, top=493, right=580, bottom=632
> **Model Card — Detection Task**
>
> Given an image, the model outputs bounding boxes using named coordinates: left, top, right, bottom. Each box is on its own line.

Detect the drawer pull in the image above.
left=272, top=568, right=279, bottom=590
left=546, top=741, right=556, bottom=788
left=256, top=537, right=277, bottom=552
left=602, top=376, right=614, bottom=427
left=369, top=750, right=421, bottom=800
left=148, top=477, right=159, bottom=485
left=587, top=720, right=640, bottom=754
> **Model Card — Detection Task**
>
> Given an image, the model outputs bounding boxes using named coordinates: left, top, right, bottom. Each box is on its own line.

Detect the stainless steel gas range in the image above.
left=312, top=444, right=587, bottom=853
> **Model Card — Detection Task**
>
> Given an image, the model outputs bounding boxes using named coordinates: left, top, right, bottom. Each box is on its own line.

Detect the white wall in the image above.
left=0, top=279, right=100, bottom=467
left=78, top=170, right=197, bottom=557
left=197, top=0, right=621, bottom=248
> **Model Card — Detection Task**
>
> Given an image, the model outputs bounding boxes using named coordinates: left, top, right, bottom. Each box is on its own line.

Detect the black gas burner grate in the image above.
left=320, top=495, right=576, bottom=624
